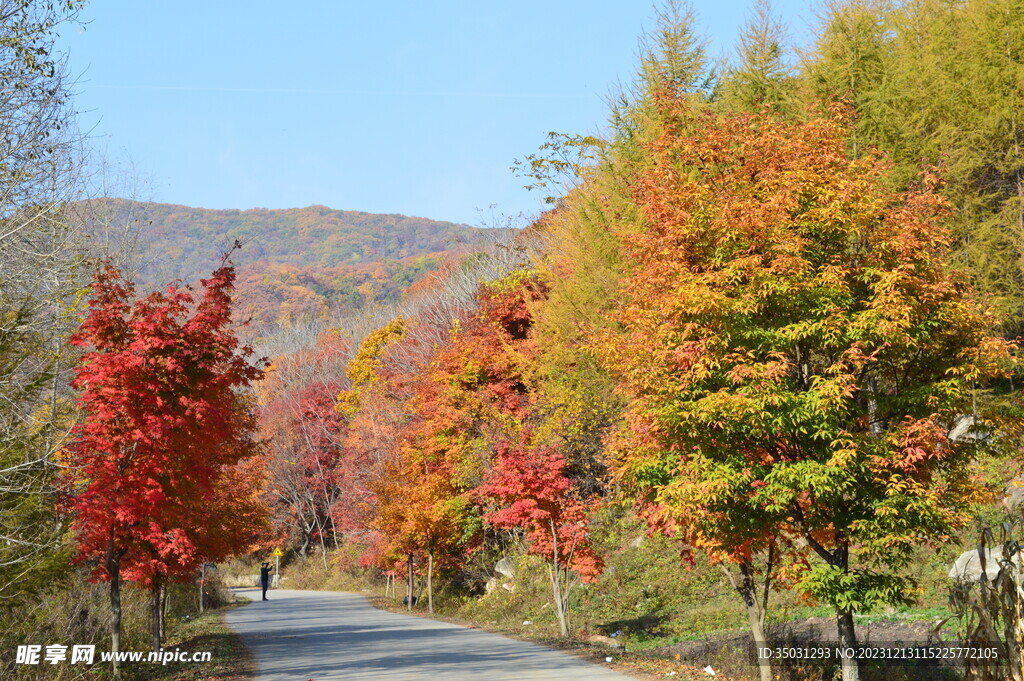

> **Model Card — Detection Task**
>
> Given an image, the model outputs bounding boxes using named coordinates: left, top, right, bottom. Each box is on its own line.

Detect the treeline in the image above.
left=84, top=199, right=503, bottom=287
left=255, top=2, right=1024, bottom=681
left=78, top=199, right=509, bottom=336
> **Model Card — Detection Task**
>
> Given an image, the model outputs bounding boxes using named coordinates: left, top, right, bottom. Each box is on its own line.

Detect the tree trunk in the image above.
left=549, top=520, right=568, bottom=637
left=427, top=550, right=434, bottom=615
left=199, top=563, right=205, bottom=614
left=549, top=564, right=568, bottom=637
left=739, top=561, right=772, bottom=681
left=837, top=608, right=860, bottom=681
left=108, top=558, right=123, bottom=680
left=150, top=580, right=162, bottom=653
left=407, top=552, right=414, bottom=611
left=719, top=560, right=773, bottom=681
left=160, top=584, right=168, bottom=644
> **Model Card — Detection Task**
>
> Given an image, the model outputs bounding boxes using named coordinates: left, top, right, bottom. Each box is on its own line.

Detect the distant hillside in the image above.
left=80, top=199, right=507, bottom=333
left=233, top=256, right=447, bottom=331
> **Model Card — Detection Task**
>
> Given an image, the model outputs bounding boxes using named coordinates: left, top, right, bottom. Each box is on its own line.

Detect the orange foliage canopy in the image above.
left=601, top=89, right=1014, bottom=610
left=369, top=274, right=546, bottom=569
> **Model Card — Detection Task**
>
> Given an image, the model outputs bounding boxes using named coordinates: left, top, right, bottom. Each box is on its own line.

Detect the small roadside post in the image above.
left=272, top=548, right=283, bottom=588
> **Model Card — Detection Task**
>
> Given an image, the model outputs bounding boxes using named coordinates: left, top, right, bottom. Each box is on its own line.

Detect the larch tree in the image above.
left=804, top=0, right=1024, bottom=337
left=718, top=0, right=794, bottom=114
left=65, top=255, right=266, bottom=669
left=600, top=89, right=1014, bottom=681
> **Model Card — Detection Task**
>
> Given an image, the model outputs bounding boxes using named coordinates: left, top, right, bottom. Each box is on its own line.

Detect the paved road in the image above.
left=225, top=588, right=639, bottom=680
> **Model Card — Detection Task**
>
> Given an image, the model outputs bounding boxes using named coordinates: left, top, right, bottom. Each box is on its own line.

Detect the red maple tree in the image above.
left=65, top=258, right=266, bottom=664
left=477, top=440, right=602, bottom=637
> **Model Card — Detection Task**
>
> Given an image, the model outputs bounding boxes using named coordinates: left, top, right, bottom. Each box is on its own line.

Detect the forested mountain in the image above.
left=80, top=199, right=508, bottom=331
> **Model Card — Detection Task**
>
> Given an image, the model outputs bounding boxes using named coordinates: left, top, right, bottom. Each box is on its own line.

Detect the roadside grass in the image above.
left=128, top=600, right=254, bottom=681
left=367, top=594, right=732, bottom=681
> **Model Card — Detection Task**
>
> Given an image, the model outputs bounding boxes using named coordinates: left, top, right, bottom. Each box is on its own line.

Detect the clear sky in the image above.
left=59, top=1, right=818, bottom=226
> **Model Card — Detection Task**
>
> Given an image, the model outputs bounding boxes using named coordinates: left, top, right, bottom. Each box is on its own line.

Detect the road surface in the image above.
left=225, top=588, right=639, bottom=680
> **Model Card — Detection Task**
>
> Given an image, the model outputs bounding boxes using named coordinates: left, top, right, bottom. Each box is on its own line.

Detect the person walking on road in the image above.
left=260, top=562, right=274, bottom=601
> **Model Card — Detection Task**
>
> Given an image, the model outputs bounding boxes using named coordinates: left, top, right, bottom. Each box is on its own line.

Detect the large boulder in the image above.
left=495, top=557, right=515, bottom=579
left=949, top=414, right=989, bottom=443
left=949, top=548, right=1020, bottom=582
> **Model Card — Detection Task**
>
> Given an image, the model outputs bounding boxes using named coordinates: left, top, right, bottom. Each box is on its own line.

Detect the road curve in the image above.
left=225, top=588, right=638, bottom=680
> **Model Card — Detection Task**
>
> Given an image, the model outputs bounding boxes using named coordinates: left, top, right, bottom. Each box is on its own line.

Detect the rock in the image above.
left=484, top=577, right=499, bottom=594
left=501, top=582, right=514, bottom=593
left=630, top=536, right=644, bottom=548
left=949, top=548, right=1020, bottom=582
left=1004, top=476, right=1024, bottom=512
left=587, top=634, right=623, bottom=649
left=495, top=556, right=515, bottom=579
left=949, top=414, right=988, bottom=443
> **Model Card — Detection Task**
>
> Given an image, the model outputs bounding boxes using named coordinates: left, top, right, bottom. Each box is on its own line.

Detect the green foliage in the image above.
left=511, top=132, right=603, bottom=205
left=799, top=563, right=913, bottom=613
left=802, top=0, right=1024, bottom=336
left=579, top=507, right=743, bottom=642
left=717, top=0, right=795, bottom=114
left=634, top=0, right=714, bottom=102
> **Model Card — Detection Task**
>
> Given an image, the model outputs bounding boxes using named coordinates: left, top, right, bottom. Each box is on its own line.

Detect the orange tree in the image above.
left=374, top=449, right=475, bottom=614
left=599, top=90, right=1014, bottom=681
left=369, top=273, right=544, bottom=612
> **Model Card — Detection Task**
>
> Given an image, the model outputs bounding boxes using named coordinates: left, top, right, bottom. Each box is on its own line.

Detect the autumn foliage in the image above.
left=477, top=440, right=602, bottom=635
left=64, top=259, right=267, bottom=655
left=478, top=442, right=601, bottom=582
left=364, top=275, right=546, bottom=610
left=599, top=88, right=1015, bottom=675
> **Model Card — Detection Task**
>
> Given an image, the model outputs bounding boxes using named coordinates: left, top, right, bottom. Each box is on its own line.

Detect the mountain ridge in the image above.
left=80, top=199, right=507, bottom=333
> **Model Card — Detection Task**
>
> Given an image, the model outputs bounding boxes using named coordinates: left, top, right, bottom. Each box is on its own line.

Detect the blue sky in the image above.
left=59, top=1, right=817, bottom=226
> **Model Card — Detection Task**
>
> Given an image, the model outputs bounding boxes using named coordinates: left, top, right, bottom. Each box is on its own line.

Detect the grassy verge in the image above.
left=129, top=601, right=254, bottom=681
left=367, top=595, right=737, bottom=681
